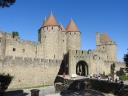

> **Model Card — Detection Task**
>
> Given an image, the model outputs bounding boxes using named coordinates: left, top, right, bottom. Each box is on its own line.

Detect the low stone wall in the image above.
left=0, top=56, right=62, bottom=89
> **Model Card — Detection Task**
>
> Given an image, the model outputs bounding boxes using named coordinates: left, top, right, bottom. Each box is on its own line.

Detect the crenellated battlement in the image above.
left=2, top=56, right=62, bottom=66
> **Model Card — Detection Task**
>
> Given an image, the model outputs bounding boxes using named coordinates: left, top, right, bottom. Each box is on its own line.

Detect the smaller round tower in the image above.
left=96, top=32, right=117, bottom=61
left=66, top=19, right=81, bottom=51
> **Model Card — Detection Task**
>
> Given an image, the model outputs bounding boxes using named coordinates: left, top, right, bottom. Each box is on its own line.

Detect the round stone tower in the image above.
left=66, top=19, right=80, bottom=51
left=38, top=13, right=62, bottom=59
left=96, top=32, right=117, bottom=61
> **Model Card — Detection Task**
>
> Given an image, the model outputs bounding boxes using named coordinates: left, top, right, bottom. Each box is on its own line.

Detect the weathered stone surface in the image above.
left=0, top=14, right=125, bottom=89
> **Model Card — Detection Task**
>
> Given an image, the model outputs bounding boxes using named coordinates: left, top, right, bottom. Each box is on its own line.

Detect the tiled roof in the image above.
left=66, top=19, right=79, bottom=32
left=43, top=14, right=58, bottom=26
left=100, top=33, right=111, bottom=43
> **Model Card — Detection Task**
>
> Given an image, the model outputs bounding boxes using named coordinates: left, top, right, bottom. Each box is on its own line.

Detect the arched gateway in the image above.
left=76, top=61, right=88, bottom=76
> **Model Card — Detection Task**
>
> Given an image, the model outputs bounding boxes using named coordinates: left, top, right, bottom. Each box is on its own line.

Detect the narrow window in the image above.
left=52, top=26, right=53, bottom=30
left=22, top=49, right=25, bottom=53
left=82, top=51, right=83, bottom=54
left=13, top=48, right=16, bottom=51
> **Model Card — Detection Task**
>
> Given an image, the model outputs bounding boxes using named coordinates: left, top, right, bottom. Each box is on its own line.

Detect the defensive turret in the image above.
left=66, top=19, right=80, bottom=51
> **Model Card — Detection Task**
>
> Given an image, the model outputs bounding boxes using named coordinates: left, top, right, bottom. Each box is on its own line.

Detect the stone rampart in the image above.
left=0, top=56, right=62, bottom=89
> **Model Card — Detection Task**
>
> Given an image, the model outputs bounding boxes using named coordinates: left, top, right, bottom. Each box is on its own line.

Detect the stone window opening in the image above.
left=76, top=50, right=77, bottom=54
left=54, top=54, right=55, bottom=58
left=22, top=49, right=25, bottom=53
left=13, top=48, right=16, bottom=51
left=0, top=38, right=2, bottom=42
left=82, top=51, right=83, bottom=54
left=52, top=26, right=53, bottom=30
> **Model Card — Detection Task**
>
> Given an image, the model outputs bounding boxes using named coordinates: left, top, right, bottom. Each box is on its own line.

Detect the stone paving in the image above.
left=23, top=86, right=55, bottom=96
left=5, top=86, right=115, bottom=96
left=23, top=86, right=115, bottom=96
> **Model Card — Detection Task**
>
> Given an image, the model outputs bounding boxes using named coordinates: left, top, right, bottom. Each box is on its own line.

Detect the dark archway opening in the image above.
left=76, top=61, right=88, bottom=76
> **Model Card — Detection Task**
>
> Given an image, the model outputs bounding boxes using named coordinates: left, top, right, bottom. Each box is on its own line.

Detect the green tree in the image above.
left=111, top=63, right=115, bottom=80
left=0, top=0, right=16, bottom=8
left=124, top=50, right=128, bottom=68
left=12, top=31, right=19, bottom=38
left=0, top=73, right=13, bottom=95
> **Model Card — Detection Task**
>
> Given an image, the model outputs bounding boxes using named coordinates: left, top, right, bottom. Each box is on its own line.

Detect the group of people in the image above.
left=89, top=74, right=122, bottom=83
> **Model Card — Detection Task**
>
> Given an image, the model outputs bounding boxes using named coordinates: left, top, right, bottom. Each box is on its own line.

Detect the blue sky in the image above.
left=0, top=0, right=128, bottom=61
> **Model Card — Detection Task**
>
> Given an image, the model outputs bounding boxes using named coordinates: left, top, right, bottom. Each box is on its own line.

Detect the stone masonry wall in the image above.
left=0, top=56, right=62, bottom=89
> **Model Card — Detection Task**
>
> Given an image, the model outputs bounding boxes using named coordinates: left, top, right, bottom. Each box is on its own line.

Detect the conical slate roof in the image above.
left=66, top=19, right=79, bottom=32
left=43, top=14, right=58, bottom=26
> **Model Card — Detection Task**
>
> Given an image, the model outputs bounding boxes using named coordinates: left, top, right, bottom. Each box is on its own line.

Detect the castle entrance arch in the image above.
left=76, top=61, right=88, bottom=76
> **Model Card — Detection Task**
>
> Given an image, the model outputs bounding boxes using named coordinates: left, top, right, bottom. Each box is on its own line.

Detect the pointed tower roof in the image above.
left=100, top=33, right=111, bottom=43
left=43, top=13, right=58, bottom=27
left=60, top=24, right=65, bottom=31
left=66, top=19, right=79, bottom=32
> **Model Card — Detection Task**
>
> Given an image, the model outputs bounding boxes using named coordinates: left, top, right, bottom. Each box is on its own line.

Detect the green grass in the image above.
left=119, top=75, right=128, bottom=80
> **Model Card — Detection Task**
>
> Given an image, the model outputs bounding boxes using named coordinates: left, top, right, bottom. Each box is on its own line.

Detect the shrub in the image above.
left=0, top=73, right=13, bottom=95
left=120, top=75, right=128, bottom=81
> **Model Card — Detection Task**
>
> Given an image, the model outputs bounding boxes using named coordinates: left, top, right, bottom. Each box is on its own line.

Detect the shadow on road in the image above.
left=4, top=90, right=28, bottom=96
left=60, top=89, right=105, bottom=96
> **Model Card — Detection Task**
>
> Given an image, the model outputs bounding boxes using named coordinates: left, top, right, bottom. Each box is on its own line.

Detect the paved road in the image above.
left=24, top=86, right=55, bottom=96
left=5, top=86, right=55, bottom=96
left=5, top=86, right=115, bottom=96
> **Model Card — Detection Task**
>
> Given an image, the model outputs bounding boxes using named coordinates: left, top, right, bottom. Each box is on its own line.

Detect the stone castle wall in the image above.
left=68, top=49, right=124, bottom=76
left=0, top=56, right=62, bottom=89
left=0, top=28, right=125, bottom=90
left=5, top=39, right=37, bottom=58
left=96, top=32, right=117, bottom=61
left=68, top=50, right=108, bottom=76
left=67, top=32, right=80, bottom=51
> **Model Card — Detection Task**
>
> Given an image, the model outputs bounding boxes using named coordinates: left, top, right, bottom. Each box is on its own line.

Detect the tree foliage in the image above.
left=124, top=50, right=128, bottom=67
left=12, top=31, right=19, bottom=38
left=111, top=63, right=115, bottom=74
left=0, top=73, right=13, bottom=95
left=111, top=63, right=115, bottom=80
left=0, top=0, right=16, bottom=8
